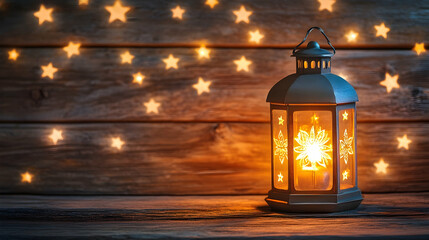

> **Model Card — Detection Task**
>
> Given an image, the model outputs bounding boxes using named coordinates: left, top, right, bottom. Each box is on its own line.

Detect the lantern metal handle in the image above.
left=292, top=27, right=336, bottom=55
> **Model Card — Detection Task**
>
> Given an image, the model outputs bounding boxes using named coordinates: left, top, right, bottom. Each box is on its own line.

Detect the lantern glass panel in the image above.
left=293, top=111, right=333, bottom=191
left=339, top=108, right=355, bottom=190
left=272, top=109, right=288, bottom=190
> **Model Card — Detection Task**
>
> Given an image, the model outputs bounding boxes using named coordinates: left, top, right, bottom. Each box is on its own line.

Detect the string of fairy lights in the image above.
left=4, top=0, right=425, bottom=184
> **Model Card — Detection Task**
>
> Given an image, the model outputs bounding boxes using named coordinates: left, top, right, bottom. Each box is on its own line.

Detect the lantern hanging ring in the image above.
left=293, top=27, right=336, bottom=55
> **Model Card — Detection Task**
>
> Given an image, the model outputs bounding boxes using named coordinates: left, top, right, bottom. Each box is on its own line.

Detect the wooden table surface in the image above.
left=1, top=193, right=429, bottom=239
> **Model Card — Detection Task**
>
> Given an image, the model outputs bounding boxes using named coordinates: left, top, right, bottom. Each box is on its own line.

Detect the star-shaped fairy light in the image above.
left=132, top=72, right=145, bottom=85
left=8, top=49, right=19, bottom=61
left=171, top=6, right=185, bottom=20
left=34, top=4, right=53, bottom=25
left=205, top=0, right=218, bottom=8
left=193, top=77, right=211, bottom=95
left=49, top=128, right=63, bottom=144
left=277, top=172, right=283, bottom=182
left=397, top=134, right=411, bottom=150
left=105, top=0, right=130, bottom=23
left=342, top=169, right=349, bottom=181
left=374, top=23, right=390, bottom=39
left=413, top=43, right=426, bottom=55
left=41, top=63, right=58, bottom=79
left=249, top=30, right=264, bottom=44
left=63, top=42, right=81, bottom=58
left=21, top=171, right=33, bottom=183
left=380, top=72, right=399, bottom=93
left=144, top=99, right=161, bottom=114
left=340, top=129, right=353, bottom=164
left=278, top=116, right=284, bottom=125
left=234, top=56, right=252, bottom=72
left=111, top=137, right=124, bottom=150
left=318, top=0, right=335, bottom=12
left=274, top=131, right=288, bottom=164
left=233, top=5, right=252, bottom=23
left=163, top=54, right=179, bottom=70
left=374, top=158, right=389, bottom=174
left=79, top=0, right=89, bottom=5
left=345, top=30, right=358, bottom=42
left=120, top=51, right=134, bottom=64
left=196, top=45, right=210, bottom=59
left=342, top=111, right=348, bottom=120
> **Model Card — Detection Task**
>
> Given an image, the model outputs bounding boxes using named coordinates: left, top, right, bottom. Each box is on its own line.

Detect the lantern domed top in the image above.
left=293, top=41, right=334, bottom=58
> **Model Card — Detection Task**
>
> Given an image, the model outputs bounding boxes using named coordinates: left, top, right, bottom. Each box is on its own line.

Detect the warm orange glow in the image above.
left=233, top=5, right=252, bottom=23
left=193, top=77, right=211, bottom=95
left=111, top=137, right=124, bottom=150
left=120, top=51, right=134, bottom=64
left=345, top=30, right=358, bottom=42
left=294, top=126, right=331, bottom=171
left=277, top=172, right=284, bottom=182
left=340, top=129, right=353, bottom=164
left=41, top=63, right=58, bottom=79
left=342, top=111, right=348, bottom=120
left=196, top=45, right=210, bottom=59
left=49, top=128, right=63, bottom=144
left=278, top=116, right=284, bottom=125
left=339, top=109, right=355, bottom=190
left=311, top=113, right=319, bottom=124
left=79, top=0, right=89, bottom=5
left=413, top=43, right=426, bottom=55
left=132, top=72, right=145, bottom=85
left=397, top=134, right=411, bottom=150
left=272, top=109, right=288, bottom=190
left=34, top=4, right=53, bottom=25
left=249, top=30, right=264, bottom=44
left=163, top=54, right=179, bottom=70
left=274, top=130, right=288, bottom=164
left=8, top=49, right=19, bottom=61
left=21, top=171, right=33, bottom=183
left=374, top=23, right=390, bottom=39
left=374, top=159, right=388, bottom=174
left=342, top=169, right=349, bottom=181
left=105, top=0, right=130, bottom=23
left=380, top=72, right=399, bottom=93
left=171, top=6, right=185, bottom=20
left=318, top=0, right=335, bottom=12
left=205, top=0, right=219, bottom=8
left=144, top=98, right=161, bottom=114
left=233, top=56, right=252, bottom=72
left=63, top=42, right=81, bottom=58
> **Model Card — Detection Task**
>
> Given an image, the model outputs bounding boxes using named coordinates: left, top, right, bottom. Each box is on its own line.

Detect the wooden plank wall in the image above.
left=0, top=0, right=428, bottom=195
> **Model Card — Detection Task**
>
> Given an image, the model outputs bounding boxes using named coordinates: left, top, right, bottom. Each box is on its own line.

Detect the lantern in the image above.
left=265, top=27, right=363, bottom=212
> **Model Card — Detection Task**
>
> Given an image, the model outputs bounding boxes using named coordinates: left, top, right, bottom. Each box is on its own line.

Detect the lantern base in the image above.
left=265, top=187, right=363, bottom=213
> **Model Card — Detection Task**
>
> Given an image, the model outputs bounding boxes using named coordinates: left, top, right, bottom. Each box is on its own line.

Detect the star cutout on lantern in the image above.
left=105, top=0, right=130, bottom=23
left=144, top=98, right=161, bottom=114
left=311, top=113, right=319, bottom=124
left=34, top=4, right=54, bottom=25
left=234, top=56, right=252, bottom=72
left=49, top=128, right=63, bottom=144
left=111, top=137, right=124, bottom=150
left=249, top=30, right=264, bottom=44
left=413, top=43, right=426, bottom=55
left=132, top=72, right=145, bottom=85
left=171, top=6, right=185, bottom=20
left=193, top=77, right=211, bottom=95
left=277, top=172, right=283, bottom=182
left=120, top=51, right=134, bottom=64
left=345, top=30, right=358, bottom=42
left=397, top=134, right=411, bottom=150
left=374, top=22, right=390, bottom=39
left=21, top=171, right=33, bottom=183
left=205, top=0, right=219, bottom=8
left=8, top=49, right=19, bottom=61
left=233, top=5, right=252, bottom=24
left=278, top=116, right=284, bottom=125
left=41, top=63, right=58, bottom=79
left=374, top=158, right=389, bottom=174
left=318, top=0, right=335, bottom=12
left=380, top=72, right=399, bottom=93
left=79, top=0, right=89, bottom=5
left=163, top=54, right=179, bottom=70
left=342, top=111, right=348, bottom=120
left=342, top=169, right=349, bottom=181
left=196, top=45, right=211, bottom=59
left=63, top=42, right=81, bottom=58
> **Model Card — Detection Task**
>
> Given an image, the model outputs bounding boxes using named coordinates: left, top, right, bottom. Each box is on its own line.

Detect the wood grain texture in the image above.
left=0, top=0, right=428, bottom=46
left=0, top=122, right=428, bottom=195
left=0, top=193, right=429, bottom=239
left=0, top=49, right=428, bottom=122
